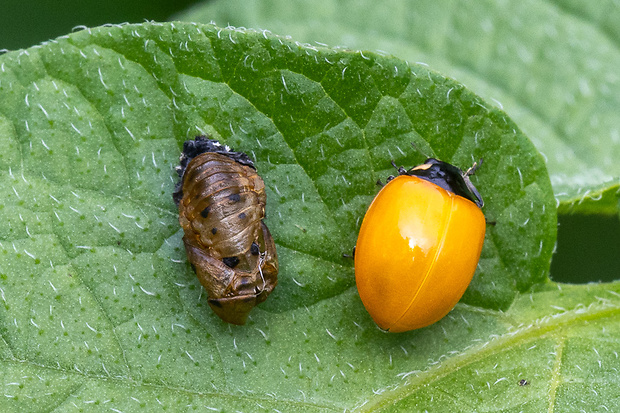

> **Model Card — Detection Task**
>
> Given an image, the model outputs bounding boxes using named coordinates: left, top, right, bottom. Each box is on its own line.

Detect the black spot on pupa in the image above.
left=200, top=206, right=210, bottom=218
left=223, top=256, right=240, bottom=268
left=238, top=212, right=247, bottom=220
left=250, top=242, right=260, bottom=255
left=211, top=228, right=217, bottom=235
left=228, top=193, right=241, bottom=203
left=209, top=299, right=223, bottom=308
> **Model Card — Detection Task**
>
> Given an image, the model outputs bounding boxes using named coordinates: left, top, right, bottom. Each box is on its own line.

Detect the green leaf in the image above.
left=175, top=0, right=620, bottom=216
left=360, top=282, right=620, bottom=412
left=0, top=22, right=560, bottom=411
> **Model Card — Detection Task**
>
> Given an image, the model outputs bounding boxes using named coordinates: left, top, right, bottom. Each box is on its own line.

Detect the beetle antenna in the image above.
left=390, top=160, right=407, bottom=176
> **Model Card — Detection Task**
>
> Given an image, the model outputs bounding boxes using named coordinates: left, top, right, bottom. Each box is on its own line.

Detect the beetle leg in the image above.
left=342, top=246, right=356, bottom=259
left=465, top=158, right=483, bottom=176
left=462, top=158, right=484, bottom=208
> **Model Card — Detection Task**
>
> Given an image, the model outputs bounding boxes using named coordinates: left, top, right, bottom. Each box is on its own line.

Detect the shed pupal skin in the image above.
left=173, top=136, right=278, bottom=325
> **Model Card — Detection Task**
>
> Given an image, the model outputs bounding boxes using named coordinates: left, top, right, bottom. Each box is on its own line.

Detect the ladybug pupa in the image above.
left=173, top=136, right=278, bottom=325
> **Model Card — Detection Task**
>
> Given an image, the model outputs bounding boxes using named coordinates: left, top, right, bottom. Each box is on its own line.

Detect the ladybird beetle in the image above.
left=354, top=158, right=485, bottom=333
left=173, top=136, right=278, bottom=325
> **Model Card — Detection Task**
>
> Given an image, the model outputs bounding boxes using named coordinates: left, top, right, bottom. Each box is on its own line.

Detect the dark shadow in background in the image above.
left=550, top=214, right=620, bottom=284
left=1, top=0, right=203, bottom=50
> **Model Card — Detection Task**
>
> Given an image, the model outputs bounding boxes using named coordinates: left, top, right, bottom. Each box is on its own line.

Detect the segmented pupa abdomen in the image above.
left=174, top=136, right=278, bottom=326
left=179, top=153, right=266, bottom=268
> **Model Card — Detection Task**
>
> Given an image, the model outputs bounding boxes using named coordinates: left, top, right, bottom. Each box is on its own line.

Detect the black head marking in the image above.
left=238, top=212, right=247, bottom=220
left=228, top=193, right=241, bottom=203
left=403, top=158, right=484, bottom=208
left=222, top=256, right=240, bottom=268
left=211, top=227, right=217, bottom=235
left=172, top=136, right=256, bottom=206
left=179, top=136, right=255, bottom=172
left=250, top=242, right=260, bottom=255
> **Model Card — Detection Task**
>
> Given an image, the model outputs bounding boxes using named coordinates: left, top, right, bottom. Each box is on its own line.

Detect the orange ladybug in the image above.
left=173, top=136, right=278, bottom=325
left=355, top=158, right=485, bottom=332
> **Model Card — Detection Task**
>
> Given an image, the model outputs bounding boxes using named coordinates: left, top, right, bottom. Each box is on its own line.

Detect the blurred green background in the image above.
left=1, top=0, right=618, bottom=285
left=0, top=0, right=199, bottom=50
left=551, top=214, right=620, bottom=284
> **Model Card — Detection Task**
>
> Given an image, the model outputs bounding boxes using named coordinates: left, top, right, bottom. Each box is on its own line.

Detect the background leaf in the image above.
left=1, top=20, right=605, bottom=412
left=175, top=0, right=620, bottom=216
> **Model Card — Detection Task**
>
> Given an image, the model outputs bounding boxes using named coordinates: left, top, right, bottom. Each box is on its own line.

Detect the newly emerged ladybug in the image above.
left=354, top=158, right=486, bottom=333
left=173, top=136, right=278, bottom=325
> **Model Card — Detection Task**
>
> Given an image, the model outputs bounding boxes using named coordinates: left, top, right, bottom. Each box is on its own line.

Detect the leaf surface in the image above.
left=0, top=22, right=567, bottom=412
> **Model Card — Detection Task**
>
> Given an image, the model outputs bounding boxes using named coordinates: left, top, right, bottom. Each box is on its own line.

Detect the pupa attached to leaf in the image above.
left=173, top=136, right=278, bottom=325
